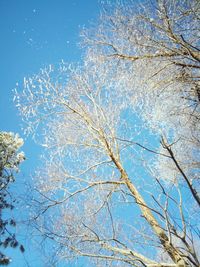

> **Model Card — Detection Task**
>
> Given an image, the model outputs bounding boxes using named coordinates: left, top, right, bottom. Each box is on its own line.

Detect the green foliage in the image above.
left=0, top=132, right=25, bottom=265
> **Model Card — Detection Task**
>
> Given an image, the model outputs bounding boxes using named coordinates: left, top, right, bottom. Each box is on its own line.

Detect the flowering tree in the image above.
left=0, top=132, right=25, bottom=265
left=16, top=0, right=199, bottom=266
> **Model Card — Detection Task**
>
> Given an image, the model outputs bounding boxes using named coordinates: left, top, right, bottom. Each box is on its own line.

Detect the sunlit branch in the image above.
left=161, top=137, right=200, bottom=207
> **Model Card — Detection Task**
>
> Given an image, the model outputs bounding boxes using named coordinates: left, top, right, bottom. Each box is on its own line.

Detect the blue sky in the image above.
left=0, top=1, right=101, bottom=266
left=1, top=1, right=198, bottom=266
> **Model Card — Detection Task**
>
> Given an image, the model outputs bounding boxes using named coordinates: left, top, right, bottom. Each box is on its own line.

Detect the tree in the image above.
left=0, top=132, right=25, bottom=265
left=16, top=0, right=199, bottom=266
left=82, top=0, right=200, bottom=203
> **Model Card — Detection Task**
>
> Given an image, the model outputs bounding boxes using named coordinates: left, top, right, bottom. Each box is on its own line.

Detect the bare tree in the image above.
left=16, top=0, right=199, bottom=266
left=82, top=0, right=200, bottom=206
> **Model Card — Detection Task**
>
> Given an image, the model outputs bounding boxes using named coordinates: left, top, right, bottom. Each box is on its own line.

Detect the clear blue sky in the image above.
left=0, top=1, right=101, bottom=266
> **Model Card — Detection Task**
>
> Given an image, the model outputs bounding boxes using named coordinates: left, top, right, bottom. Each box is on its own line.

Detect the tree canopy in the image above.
left=0, top=132, right=25, bottom=265
left=16, top=0, right=200, bottom=266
